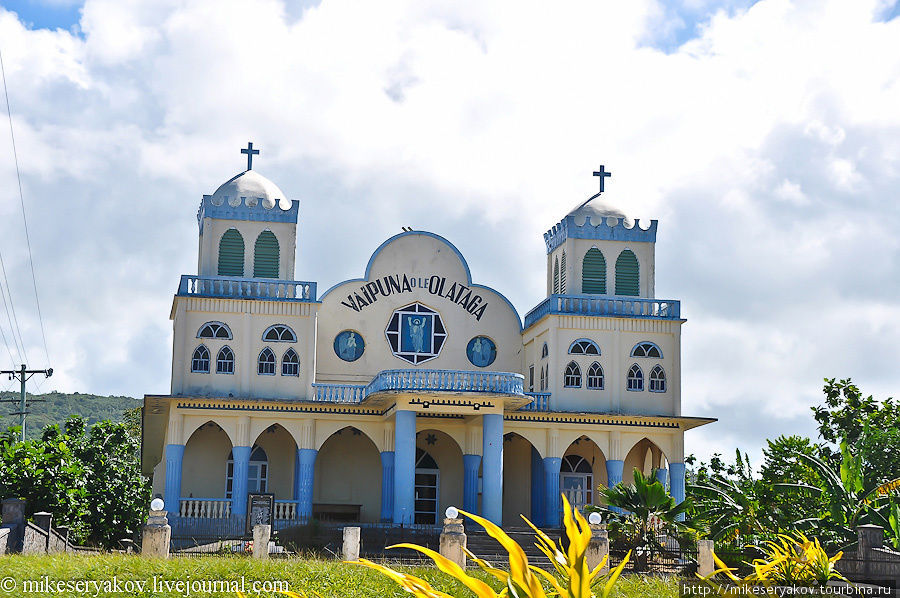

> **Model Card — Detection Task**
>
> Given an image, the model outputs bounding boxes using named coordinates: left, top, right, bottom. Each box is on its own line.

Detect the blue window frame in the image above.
left=282, top=348, right=299, bottom=376
left=191, top=345, right=210, bottom=373
left=587, top=362, right=604, bottom=390
left=631, top=342, right=663, bottom=358
left=216, top=346, right=235, bottom=374
left=263, top=324, right=297, bottom=342
left=564, top=361, right=582, bottom=388
left=258, top=347, right=276, bottom=375
left=627, top=364, right=643, bottom=391
left=569, top=339, right=600, bottom=355
left=649, top=365, right=666, bottom=393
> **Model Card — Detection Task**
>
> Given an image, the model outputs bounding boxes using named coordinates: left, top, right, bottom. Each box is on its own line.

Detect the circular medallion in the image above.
left=334, top=330, right=365, bottom=362
left=466, top=336, right=496, bottom=367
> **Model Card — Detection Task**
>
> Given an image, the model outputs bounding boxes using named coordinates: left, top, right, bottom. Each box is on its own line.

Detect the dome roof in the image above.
left=567, top=195, right=634, bottom=228
left=210, top=170, right=291, bottom=210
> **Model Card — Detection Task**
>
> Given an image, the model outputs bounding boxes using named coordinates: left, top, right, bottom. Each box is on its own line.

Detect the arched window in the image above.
left=191, top=345, right=210, bottom=373
left=564, top=361, right=582, bottom=388
left=615, top=249, right=639, bottom=296
left=569, top=339, right=600, bottom=355
left=218, top=229, right=245, bottom=277
left=587, top=362, right=604, bottom=390
left=262, top=324, right=297, bottom=342
left=560, top=251, right=567, bottom=293
left=540, top=365, right=546, bottom=391
left=553, top=257, right=560, bottom=294
left=582, top=248, right=607, bottom=294
left=561, top=454, right=593, bottom=473
left=226, top=446, right=268, bottom=498
left=258, top=348, right=276, bottom=375
left=627, top=364, right=643, bottom=391
left=216, top=346, right=234, bottom=374
left=631, top=342, right=663, bottom=358
left=541, top=343, right=549, bottom=359
left=197, top=322, right=232, bottom=339
left=253, top=230, right=280, bottom=278
left=649, top=365, right=666, bottom=393
left=282, top=348, right=299, bottom=377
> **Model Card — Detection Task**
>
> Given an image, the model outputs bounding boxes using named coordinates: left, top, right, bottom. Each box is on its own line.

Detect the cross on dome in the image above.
left=241, top=142, right=260, bottom=171
left=592, top=165, right=612, bottom=194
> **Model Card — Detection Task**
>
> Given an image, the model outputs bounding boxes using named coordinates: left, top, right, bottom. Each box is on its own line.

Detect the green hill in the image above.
left=0, top=390, right=141, bottom=441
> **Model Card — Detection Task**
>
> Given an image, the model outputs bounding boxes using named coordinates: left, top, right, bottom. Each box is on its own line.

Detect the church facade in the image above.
left=142, top=151, right=714, bottom=530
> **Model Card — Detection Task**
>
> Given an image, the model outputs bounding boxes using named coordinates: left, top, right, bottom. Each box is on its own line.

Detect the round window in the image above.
left=466, top=336, right=497, bottom=367
left=334, top=330, right=365, bottom=362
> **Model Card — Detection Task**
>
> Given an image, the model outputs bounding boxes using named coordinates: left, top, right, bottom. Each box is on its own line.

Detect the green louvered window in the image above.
left=582, top=248, right=607, bottom=294
left=560, top=251, right=567, bottom=293
left=218, top=229, right=245, bottom=277
left=553, top=257, right=560, bottom=294
left=615, top=249, right=639, bottom=296
left=253, top=230, right=280, bottom=278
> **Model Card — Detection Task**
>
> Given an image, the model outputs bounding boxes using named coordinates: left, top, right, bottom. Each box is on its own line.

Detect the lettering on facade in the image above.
left=340, top=274, right=489, bottom=321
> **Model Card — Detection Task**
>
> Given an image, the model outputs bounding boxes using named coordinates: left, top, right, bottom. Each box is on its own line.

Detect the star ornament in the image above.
left=425, top=433, right=437, bottom=446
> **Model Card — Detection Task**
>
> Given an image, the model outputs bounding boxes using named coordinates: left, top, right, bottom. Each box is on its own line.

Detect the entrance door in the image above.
left=414, top=448, right=440, bottom=525
left=560, top=455, right=593, bottom=512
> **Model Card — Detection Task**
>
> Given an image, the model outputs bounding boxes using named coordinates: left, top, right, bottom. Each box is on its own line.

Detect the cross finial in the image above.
left=241, top=141, right=260, bottom=170
left=592, top=165, right=612, bottom=193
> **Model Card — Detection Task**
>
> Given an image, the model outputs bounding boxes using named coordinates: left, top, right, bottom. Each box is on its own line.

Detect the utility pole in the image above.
left=0, top=364, right=52, bottom=442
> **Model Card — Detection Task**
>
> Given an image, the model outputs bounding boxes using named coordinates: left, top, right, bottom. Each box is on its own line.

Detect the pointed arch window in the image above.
left=191, top=345, right=210, bottom=373
left=564, top=361, right=582, bottom=388
left=560, top=251, right=567, bottom=293
left=561, top=454, right=593, bottom=473
left=216, top=346, right=235, bottom=374
left=541, top=343, right=549, bottom=359
left=539, top=365, right=547, bottom=391
left=627, top=364, right=643, bottom=391
left=226, top=446, right=268, bottom=498
left=631, top=342, right=663, bottom=358
left=553, top=257, right=560, bottom=294
left=282, top=348, right=299, bottom=377
left=587, top=362, right=604, bottom=390
left=582, top=247, right=607, bottom=294
left=649, top=365, right=666, bottom=393
left=569, top=339, right=600, bottom=355
left=615, top=249, right=639, bottom=296
left=218, top=229, right=245, bottom=277
left=263, top=324, right=297, bottom=342
left=198, top=322, right=232, bottom=339
left=258, top=347, right=276, bottom=375
left=253, top=230, right=280, bottom=278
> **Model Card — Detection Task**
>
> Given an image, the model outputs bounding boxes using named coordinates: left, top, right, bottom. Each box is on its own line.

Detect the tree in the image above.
left=0, top=416, right=151, bottom=548
left=759, top=435, right=829, bottom=531
left=591, top=468, right=693, bottom=570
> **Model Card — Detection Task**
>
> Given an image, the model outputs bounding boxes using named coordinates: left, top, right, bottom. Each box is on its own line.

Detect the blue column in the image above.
left=481, top=413, right=503, bottom=525
left=393, top=410, right=416, bottom=525
left=380, top=451, right=395, bottom=522
left=543, top=457, right=562, bottom=527
left=655, top=467, right=668, bottom=488
left=231, top=445, right=251, bottom=516
left=463, top=454, right=481, bottom=515
left=606, top=459, right=625, bottom=514
left=164, top=444, right=184, bottom=516
left=670, top=462, right=686, bottom=521
left=530, top=447, right=545, bottom=526
left=295, top=448, right=317, bottom=520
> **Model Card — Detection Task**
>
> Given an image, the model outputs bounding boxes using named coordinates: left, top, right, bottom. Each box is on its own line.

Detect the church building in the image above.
left=141, top=146, right=714, bottom=531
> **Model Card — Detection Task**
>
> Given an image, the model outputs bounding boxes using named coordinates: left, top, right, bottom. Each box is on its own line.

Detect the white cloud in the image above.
left=0, top=0, right=898, bottom=462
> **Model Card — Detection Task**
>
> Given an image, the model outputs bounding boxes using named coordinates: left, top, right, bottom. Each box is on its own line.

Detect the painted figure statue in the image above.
left=409, top=317, right=425, bottom=353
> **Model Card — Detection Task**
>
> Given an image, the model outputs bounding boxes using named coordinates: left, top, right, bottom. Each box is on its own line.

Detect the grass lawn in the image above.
left=0, top=554, right=679, bottom=597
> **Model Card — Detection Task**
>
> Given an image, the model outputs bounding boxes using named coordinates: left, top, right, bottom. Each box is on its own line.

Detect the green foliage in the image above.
left=0, top=390, right=140, bottom=442
left=0, top=416, right=151, bottom=548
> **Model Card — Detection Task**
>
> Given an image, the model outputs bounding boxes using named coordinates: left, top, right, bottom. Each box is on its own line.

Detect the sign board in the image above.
left=245, top=493, right=274, bottom=536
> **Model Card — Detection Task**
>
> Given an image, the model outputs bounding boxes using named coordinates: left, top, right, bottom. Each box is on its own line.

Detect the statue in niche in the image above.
left=409, top=317, right=425, bottom=353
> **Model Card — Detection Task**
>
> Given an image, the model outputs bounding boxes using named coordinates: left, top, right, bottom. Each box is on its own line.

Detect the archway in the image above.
left=314, top=426, right=382, bottom=523
left=415, top=429, right=463, bottom=525
left=248, top=424, right=297, bottom=501
left=181, top=421, right=233, bottom=501
left=502, top=432, right=542, bottom=527
left=560, top=436, right=608, bottom=512
left=623, top=437, right=669, bottom=487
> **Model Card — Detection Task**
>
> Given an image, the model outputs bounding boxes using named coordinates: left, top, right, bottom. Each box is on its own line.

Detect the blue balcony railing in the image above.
left=310, top=369, right=525, bottom=404
left=177, top=275, right=316, bottom=302
left=521, top=392, right=551, bottom=412
left=524, top=294, right=681, bottom=329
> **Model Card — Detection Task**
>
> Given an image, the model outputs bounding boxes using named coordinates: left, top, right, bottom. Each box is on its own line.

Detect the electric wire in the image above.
left=0, top=45, right=50, bottom=370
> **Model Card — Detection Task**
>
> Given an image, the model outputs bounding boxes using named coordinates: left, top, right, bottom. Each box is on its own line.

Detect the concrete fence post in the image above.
left=33, top=511, right=52, bottom=553
left=1, top=498, right=26, bottom=553
left=439, top=517, right=467, bottom=569
left=252, top=524, right=271, bottom=559
left=586, top=523, right=609, bottom=574
left=141, top=508, right=171, bottom=559
left=342, top=526, right=361, bottom=561
left=698, top=539, right=715, bottom=578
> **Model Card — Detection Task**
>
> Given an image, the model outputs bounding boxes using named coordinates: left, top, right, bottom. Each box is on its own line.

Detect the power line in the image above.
left=0, top=264, right=26, bottom=364
left=0, top=45, right=50, bottom=368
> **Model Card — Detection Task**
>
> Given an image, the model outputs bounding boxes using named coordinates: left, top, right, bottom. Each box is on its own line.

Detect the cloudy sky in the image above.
left=0, top=0, right=898, bottom=465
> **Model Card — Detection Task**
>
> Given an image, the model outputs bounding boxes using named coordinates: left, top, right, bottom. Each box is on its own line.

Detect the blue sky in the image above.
left=0, top=0, right=899, bottom=467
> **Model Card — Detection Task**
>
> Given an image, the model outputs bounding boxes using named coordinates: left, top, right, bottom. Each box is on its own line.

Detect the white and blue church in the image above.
left=141, top=146, right=714, bottom=532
